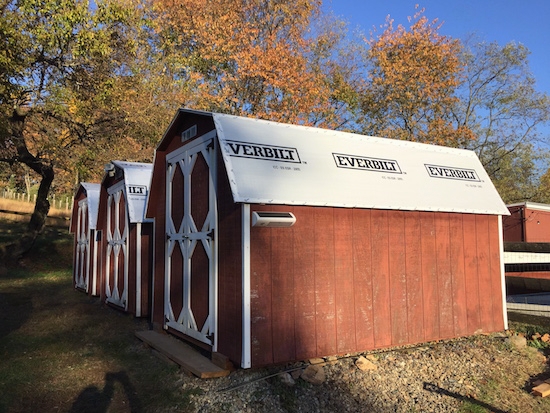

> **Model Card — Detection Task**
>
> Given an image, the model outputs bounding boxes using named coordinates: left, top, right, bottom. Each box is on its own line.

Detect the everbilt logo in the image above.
left=425, top=164, right=480, bottom=181
left=226, top=140, right=301, bottom=163
left=127, top=185, right=147, bottom=195
left=333, top=153, right=402, bottom=174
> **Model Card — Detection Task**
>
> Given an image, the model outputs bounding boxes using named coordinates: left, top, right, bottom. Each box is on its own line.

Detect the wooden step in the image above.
left=135, top=330, right=230, bottom=379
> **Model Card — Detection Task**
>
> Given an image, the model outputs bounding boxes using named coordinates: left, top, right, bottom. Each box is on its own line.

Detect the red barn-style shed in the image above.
left=70, top=182, right=101, bottom=296
left=96, top=161, right=153, bottom=317
left=503, top=202, right=550, bottom=242
left=146, top=109, right=510, bottom=369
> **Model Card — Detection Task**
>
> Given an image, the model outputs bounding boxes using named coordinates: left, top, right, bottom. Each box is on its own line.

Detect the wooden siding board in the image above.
left=250, top=227, right=273, bottom=366
left=404, top=212, right=424, bottom=344
left=463, top=214, right=481, bottom=334
left=334, top=208, right=356, bottom=354
left=216, top=148, right=242, bottom=365
left=488, top=216, right=504, bottom=331
left=314, top=208, right=337, bottom=357
left=476, top=215, right=494, bottom=332
left=270, top=208, right=296, bottom=364
left=127, top=225, right=137, bottom=315
left=388, top=211, right=408, bottom=346
left=293, top=207, right=317, bottom=360
left=449, top=214, right=468, bottom=337
left=420, top=212, right=439, bottom=341
left=435, top=213, right=454, bottom=339
left=371, top=209, right=392, bottom=348
left=352, top=209, right=375, bottom=350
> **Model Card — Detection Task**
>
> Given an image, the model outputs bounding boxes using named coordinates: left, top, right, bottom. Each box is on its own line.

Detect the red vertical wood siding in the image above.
left=420, top=212, right=439, bottom=341
left=435, top=213, right=453, bottom=339
left=488, top=216, right=505, bottom=331
left=352, top=209, right=374, bottom=350
left=462, top=214, right=481, bottom=335
left=404, top=212, right=424, bottom=344
left=314, top=208, right=337, bottom=357
left=271, top=208, right=296, bottom=364
left=371, top=210, right=392, bottom=348
left=250, top=207, right=504, bottom=367
left=216, top=148, right=243, bottom=364
left=334, top=208, right=356, bottom=354
left=292, top=206, right=317, bottom=360
left=449, top=214, right=467, bottom=337
left=388, top=211, right=408, bottom=346
left=476, top=215, right=494, bottom=332
left=250, top=225, right=273, bottom=366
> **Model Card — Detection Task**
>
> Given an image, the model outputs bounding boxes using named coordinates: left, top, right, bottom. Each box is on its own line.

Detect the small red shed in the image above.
left=502, top=202, right=550, bottom=292
left=503, top=202, right=550, bottom=242
left=96, top=161, right=153, bottom=317
left=146, top=109, right=510, bottom=369
left=70, top=182, right=101, bottom=296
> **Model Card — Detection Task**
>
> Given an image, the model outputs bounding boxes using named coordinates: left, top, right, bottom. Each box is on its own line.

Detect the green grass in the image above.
left=0, top=218, right=194, bottom=413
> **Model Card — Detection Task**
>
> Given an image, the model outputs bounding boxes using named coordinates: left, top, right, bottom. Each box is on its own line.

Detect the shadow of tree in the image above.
left=0, top=292, right=32, bottom=340
left=423, top=382, right=509, bottom=413
left=70, top=371, right=142, bottom=413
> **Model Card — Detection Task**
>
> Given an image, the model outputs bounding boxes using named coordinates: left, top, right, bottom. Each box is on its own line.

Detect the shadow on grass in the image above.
left=0, top=292, right=32, bottom=340
left=423, top=382, right=509, bottom=413
left=70, top=371, right=142, bottom=413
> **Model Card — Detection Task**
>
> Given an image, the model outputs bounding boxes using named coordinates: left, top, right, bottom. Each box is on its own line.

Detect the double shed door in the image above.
left=105, top=182, right=129, bottom=310
left=165, top=133, right=218, bottom=349
left=74, top=198, right=91, bottom=292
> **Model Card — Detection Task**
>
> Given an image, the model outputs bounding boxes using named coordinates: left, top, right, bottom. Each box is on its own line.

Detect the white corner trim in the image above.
left=498, top=216, right=508, bottom=330
left=242, top=203, right=252, bottom=368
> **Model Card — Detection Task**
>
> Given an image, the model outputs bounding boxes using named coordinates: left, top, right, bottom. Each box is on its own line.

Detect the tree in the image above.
left=0, top=0, right=159, bottom=263
left=456, top=40, right=550, bottom=203
left=357, top=7, right=474, bottom=146
left=153, top=0, right=355, bottom=129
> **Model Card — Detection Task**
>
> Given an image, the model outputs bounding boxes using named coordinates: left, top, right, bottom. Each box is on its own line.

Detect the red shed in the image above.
left=97, top=161, right=153, bottom=317
left=146, top=109, right=510, bottom=369
left=503, top=202, right=550, bottom=242
left=503, top=202, right=550, bottom=292
left=70, top=182, right=101, bottom=296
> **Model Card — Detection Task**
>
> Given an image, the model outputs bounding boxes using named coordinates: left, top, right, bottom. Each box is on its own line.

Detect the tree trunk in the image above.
left=0, top=108, right=55, bottom=266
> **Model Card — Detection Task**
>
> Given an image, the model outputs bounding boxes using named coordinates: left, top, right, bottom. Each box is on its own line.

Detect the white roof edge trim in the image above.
left=506, top=201, right=550, bottom=213
left=212, top=113, right=509, bottom=216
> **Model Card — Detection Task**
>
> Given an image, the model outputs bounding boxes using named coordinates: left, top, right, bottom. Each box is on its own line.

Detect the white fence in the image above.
left=0, top=189, right=73, bottom=210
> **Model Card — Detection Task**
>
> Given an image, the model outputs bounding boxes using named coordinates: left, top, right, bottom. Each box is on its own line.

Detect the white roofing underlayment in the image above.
left=79, top=182, right=101, bottom=229
left=212, top=113, right=509, bottom=215
left=110, top=161, right=153, bottom=223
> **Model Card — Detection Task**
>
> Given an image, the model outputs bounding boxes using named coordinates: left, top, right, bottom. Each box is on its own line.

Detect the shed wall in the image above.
left=503, top=206, right=524, bottom=242
left=523, top=208, right=550, bottom=242
left=249, top=206, right=504, bottom=367
left=216, top=148, right=244, bottom=365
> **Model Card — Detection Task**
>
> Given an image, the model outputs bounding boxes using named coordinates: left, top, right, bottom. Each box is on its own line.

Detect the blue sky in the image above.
left=323, top=0, right=550, bottom=98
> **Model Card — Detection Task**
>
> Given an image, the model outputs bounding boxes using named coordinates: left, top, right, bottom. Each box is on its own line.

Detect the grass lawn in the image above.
left=0, top=217, right=197, bottom=413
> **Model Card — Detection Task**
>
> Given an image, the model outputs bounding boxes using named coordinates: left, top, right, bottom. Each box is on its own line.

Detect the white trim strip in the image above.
left=136, top=222, right=142, bottom=317
left=503, top=251, right=550, bottom=264
left=242, top=203, right=251, bottom=368
left=499, top=216, right=508, bottom=330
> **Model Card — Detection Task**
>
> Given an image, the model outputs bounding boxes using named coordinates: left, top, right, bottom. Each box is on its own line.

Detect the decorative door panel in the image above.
left=165, top=137, right=217, bottom=348
left=74, top=199, right=90, bottom=291
left=105, top=186, right=129, bottom=309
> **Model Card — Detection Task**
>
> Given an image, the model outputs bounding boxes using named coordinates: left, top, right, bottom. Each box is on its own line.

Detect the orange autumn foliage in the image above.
left=362, top=7, right=475, bottom=146
left=153, top=0, right=349, bottom=128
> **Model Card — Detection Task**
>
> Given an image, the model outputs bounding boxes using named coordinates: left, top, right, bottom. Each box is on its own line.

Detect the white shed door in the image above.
left=74, top=198, right=90, bottom=291
left=105, top=184, right=129, bottom=309
left=165, top=135, right=218, bottom=348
